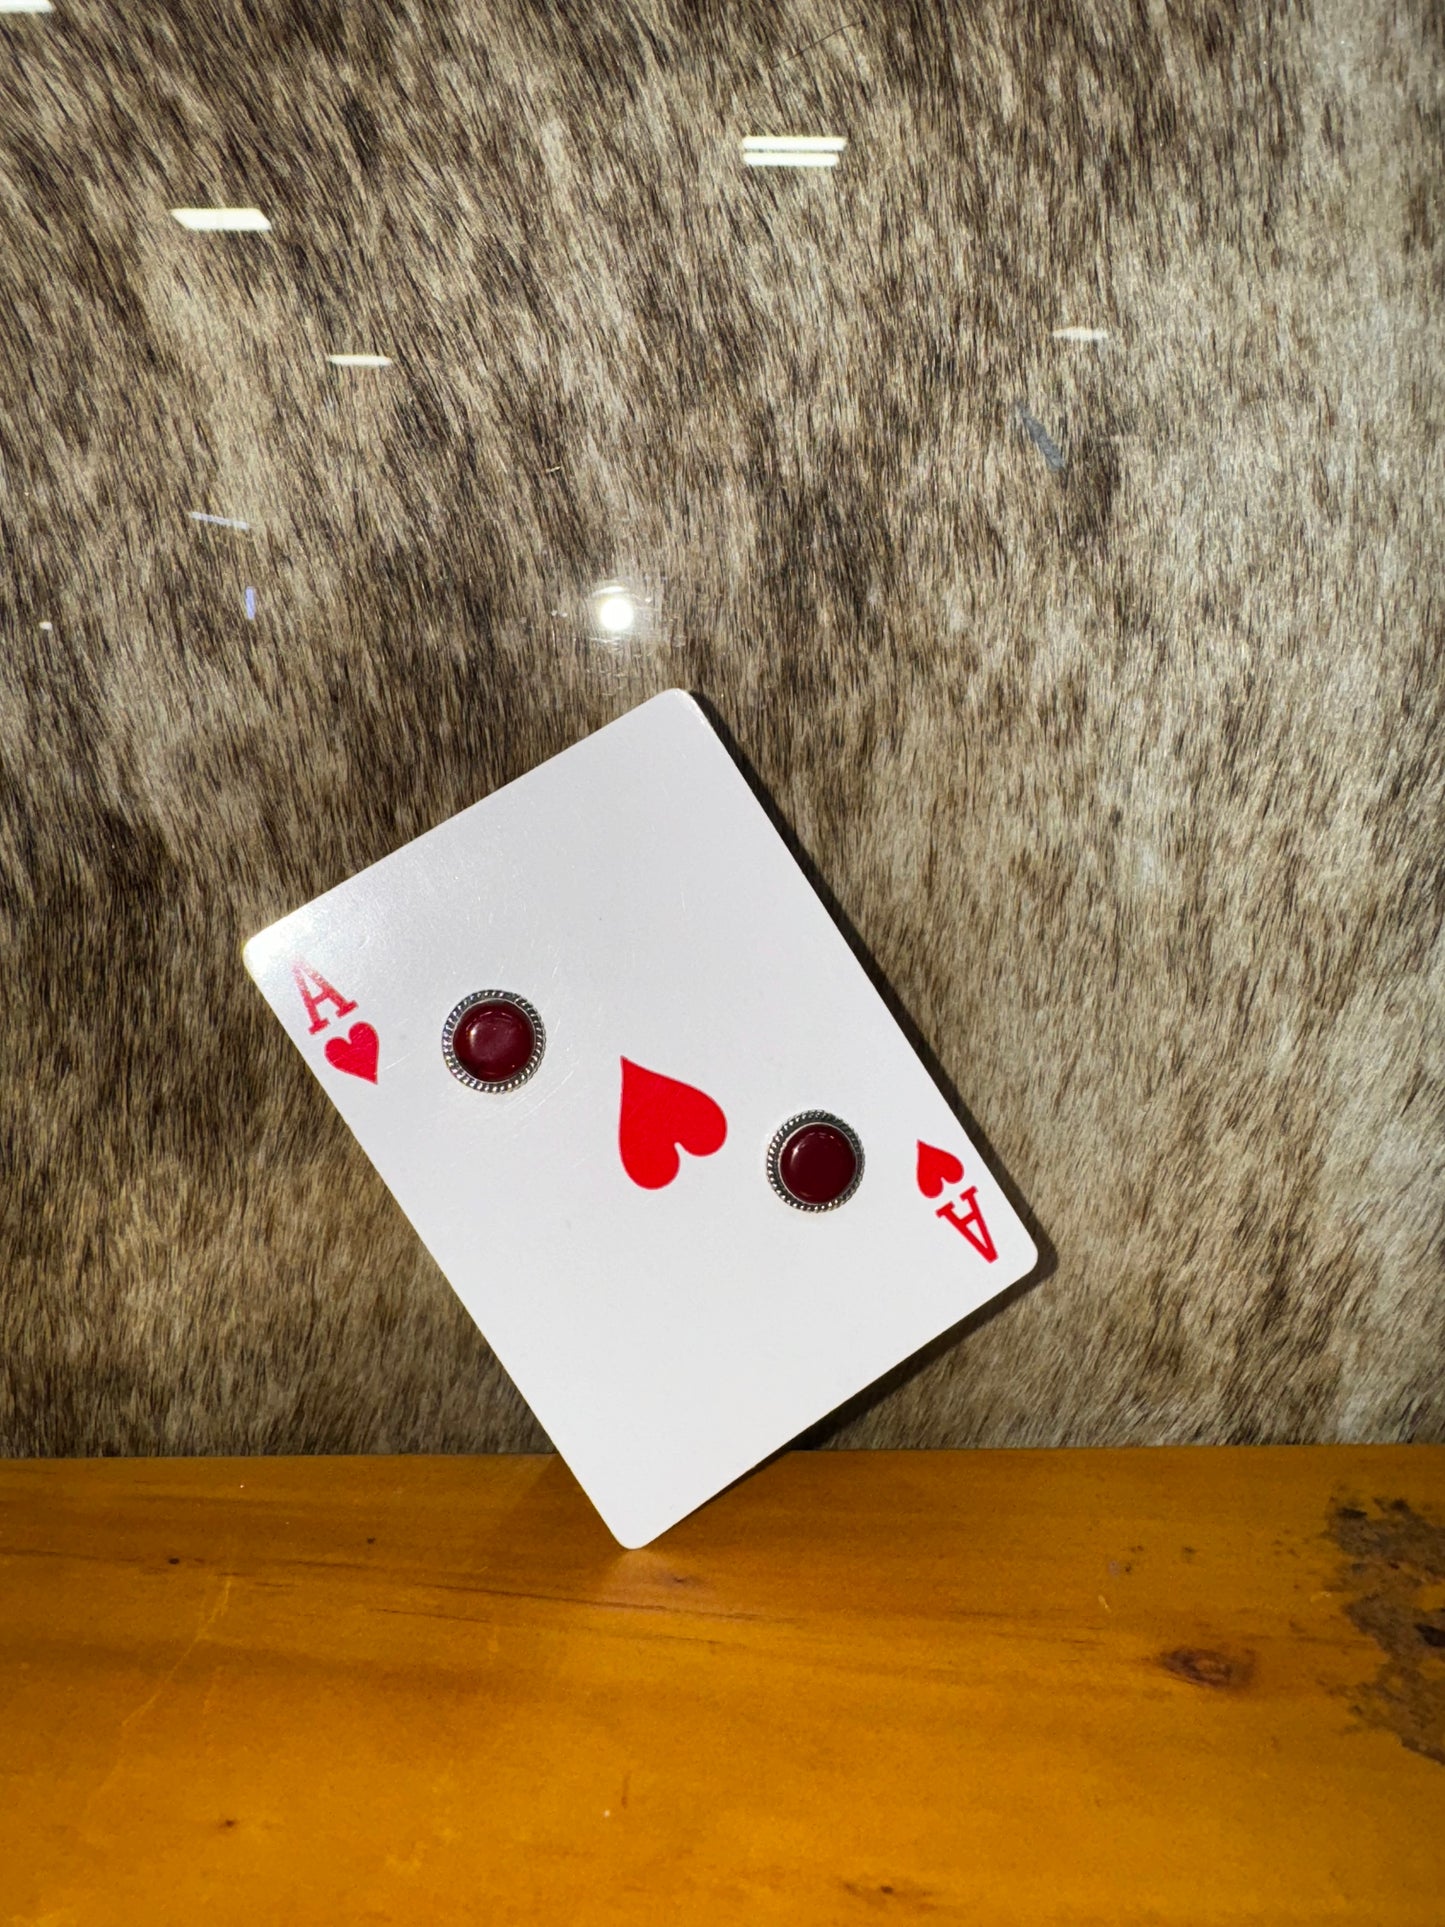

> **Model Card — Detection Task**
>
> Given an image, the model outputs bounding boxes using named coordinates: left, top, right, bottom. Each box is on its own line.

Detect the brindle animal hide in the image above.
left=1, top=0, right=1441, bottom=1455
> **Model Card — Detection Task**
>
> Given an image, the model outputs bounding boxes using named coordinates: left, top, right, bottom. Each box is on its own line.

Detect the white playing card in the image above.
left=243, top=691, right=1037, bottom=1546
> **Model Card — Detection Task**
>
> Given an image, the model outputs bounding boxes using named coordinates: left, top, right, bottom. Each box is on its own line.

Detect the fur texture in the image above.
left=1, top=0, right=1441, bottom=1456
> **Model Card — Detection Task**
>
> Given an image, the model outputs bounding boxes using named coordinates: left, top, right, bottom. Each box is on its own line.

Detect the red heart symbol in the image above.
left=916, top=1139, right=965, bottom=1199
left=324, top=1022, right=379, bottom=1084
left=619, top=1058, right=727, bottom=1190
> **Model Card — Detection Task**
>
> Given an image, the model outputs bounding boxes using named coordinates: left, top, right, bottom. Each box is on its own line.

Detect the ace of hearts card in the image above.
left=243, top=691, right=1038, bottom=1546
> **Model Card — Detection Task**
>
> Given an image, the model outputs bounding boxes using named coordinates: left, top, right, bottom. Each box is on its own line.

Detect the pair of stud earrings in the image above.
left=440, top=989, right=864, bottom=1212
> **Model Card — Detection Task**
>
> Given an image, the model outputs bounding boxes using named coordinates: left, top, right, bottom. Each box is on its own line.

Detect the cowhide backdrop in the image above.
left=1, top=0, right=1440, bottom=1458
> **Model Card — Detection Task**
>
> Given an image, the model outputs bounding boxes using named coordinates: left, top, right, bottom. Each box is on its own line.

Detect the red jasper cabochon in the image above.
left=770, top=1113, right=864, bottom=1210
left=444, top=992, right=544, bottom=1089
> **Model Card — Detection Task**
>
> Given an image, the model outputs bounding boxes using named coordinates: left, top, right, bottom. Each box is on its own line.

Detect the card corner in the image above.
left=652, top=686, right=706, bottom=725
left=239, top=931, right=268, bottom=980
left=596, top=1497, right=670, bottom=1550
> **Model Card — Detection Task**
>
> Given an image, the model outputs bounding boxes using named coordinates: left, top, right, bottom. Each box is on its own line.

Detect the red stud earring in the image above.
left=767, top=1112, right=864, bottom=1211
left=442, top=991, right=546, bottom=1092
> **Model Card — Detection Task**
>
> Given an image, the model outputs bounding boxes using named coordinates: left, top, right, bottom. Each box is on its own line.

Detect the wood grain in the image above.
left=2, top=1448, right=1442, bottom=1924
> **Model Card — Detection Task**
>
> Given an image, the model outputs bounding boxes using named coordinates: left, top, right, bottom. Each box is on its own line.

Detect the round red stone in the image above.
left=777, top=1122, right=859, bottom=1206
left=452, top=999, right=536, bottom=1084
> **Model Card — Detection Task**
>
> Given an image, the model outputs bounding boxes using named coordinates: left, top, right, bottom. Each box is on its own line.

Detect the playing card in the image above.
left=243, top=691, right=1037, bottom=1546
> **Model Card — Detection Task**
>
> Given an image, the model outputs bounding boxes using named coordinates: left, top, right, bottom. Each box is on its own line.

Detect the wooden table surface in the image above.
left=2, top=1448, right=1442, bottom=1925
